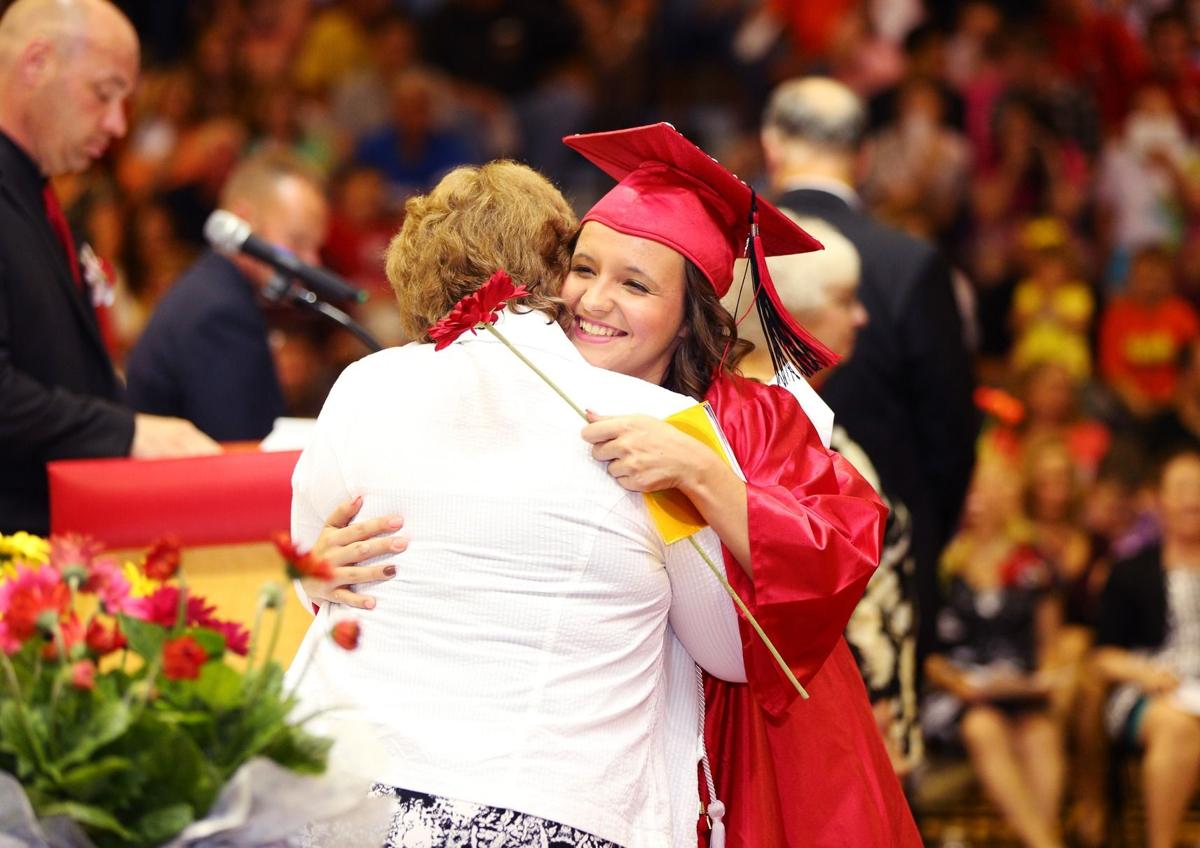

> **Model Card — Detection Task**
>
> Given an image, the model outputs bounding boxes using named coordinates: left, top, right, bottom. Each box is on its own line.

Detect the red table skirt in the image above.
left=48, top=450, right=301, bottom=548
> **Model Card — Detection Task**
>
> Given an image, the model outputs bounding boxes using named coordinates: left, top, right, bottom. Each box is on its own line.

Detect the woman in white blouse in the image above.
left=288, top=161, right=743, bottom=848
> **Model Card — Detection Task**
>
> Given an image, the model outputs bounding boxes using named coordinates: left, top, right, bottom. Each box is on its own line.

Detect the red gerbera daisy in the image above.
left=427, top=269, right=530, bottom=350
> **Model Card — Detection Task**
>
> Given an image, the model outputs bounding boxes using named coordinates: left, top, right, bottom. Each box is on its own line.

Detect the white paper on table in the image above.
left=260, top=417, right=318, bottom=452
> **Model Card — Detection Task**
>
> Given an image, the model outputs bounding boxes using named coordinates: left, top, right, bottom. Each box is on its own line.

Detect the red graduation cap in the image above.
left=564, top=123, right=838, bottom=377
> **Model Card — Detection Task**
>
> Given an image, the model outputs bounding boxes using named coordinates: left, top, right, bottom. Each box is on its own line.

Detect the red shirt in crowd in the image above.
left=1099, top=295, right=1200, bottom=405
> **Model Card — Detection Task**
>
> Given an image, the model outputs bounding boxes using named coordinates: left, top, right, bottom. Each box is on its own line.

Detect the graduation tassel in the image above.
left=707, top=800, right=726, bottom=848
left=746, top=190, right=839, bottom=378
left=697, top=664, right=727, bottom=848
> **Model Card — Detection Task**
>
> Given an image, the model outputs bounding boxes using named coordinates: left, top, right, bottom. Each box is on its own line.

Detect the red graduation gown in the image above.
left=701, top=374, right=921, bottom=847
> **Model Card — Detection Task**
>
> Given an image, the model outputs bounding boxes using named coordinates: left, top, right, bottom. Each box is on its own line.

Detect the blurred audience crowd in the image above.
left=52, top=0, right=1200, bottom=844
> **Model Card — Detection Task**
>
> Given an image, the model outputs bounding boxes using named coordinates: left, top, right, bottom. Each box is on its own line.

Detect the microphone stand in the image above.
left=261, top=273, right=383, bottom=353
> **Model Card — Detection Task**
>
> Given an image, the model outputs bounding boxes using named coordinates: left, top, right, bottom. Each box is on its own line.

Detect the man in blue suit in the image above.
left=127, top=152, right=329, bottom=442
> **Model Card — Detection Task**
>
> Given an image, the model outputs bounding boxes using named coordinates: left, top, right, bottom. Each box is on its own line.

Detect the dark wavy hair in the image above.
left=660, top=260, right=753, bottom=401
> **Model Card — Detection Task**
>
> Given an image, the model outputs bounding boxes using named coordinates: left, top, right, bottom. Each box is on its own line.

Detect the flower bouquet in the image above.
left=0, top=532, right=387, bottom=847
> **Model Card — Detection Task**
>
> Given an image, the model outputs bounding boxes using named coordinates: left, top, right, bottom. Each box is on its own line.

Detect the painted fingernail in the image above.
left=384, top=565, right=397, bottom=577
left=388, top=517, right=404, bottom=529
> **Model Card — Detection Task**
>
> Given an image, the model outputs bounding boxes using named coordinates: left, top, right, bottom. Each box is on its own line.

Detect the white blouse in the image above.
left=288, top=309, right=744, bottom=847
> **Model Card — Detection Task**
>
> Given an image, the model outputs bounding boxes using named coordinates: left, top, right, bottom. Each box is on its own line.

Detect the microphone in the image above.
left=204, top=209, right=367, bottom=304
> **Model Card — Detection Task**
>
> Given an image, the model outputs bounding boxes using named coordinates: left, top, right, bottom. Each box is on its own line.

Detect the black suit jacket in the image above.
left=126, top=250, right=285, bottom=442
left=1097, top=546, right=1168, bottom=652
left=0, top=134, right=133, bottom=535
left=778, top=188, right=978, bottom=653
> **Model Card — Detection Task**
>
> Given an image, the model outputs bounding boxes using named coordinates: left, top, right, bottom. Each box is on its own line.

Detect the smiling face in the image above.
left=562, top=221, right=689, bottom=386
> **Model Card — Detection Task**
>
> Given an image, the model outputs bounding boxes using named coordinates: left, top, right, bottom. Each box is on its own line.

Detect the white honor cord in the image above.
left=696, top=663, right=726, bottom=848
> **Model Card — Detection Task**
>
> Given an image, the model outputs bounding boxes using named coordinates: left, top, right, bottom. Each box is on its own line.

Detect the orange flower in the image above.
left=273, top=533, right=333, bottom=582
left=331, top=619, right=360, bottom=651
left=162, top=635, right=208, bottom=681
left=142, top=537, right=181, bottom=581
left=427, top=269, right=530, bottom=350
left=70, top=659, right=95, bottom=690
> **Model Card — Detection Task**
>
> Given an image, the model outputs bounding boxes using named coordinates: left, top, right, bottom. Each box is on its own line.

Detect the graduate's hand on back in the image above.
left=305, top=496, right=407, bottom=610
left=582, top=411, right=717, bottom=494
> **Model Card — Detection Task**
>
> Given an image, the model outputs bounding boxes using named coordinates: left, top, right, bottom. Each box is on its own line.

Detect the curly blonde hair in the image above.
left=385, top=161, right=578, bottom=340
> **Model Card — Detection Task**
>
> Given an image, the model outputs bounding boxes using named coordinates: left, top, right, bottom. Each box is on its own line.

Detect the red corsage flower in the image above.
left=162, top=635, right=208, bottom=681
left=427, top=269, right=530, bottom=350
left=142, top=536, right=182, bottom=581
left=331, top=619, right=361, bottom=651
left=273, top=533, right=333, bottom=582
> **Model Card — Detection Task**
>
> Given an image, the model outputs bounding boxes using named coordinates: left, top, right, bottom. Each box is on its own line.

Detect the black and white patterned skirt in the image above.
left=371, top=784, right=623, bottom=848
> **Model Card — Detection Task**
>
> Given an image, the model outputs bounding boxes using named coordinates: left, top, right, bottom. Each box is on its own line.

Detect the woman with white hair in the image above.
left=723, top=216, right=922, bottom=777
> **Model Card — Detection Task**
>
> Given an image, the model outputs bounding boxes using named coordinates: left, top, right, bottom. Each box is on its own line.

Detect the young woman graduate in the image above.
left=560, top=123, right=922, bottom=847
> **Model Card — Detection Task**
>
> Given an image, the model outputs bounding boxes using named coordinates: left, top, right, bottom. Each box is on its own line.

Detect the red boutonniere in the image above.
left=428, top=270, right=531, bottom=350
left=427, top=268, right=809, bottom=699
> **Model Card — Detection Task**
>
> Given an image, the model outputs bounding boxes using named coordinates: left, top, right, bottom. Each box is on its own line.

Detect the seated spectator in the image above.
left=1143, top=337, right=1200, bottom=462
left=329, top=13, right=419, bottom=143
left=1064, top=441, right=1155, bottom=844
left=1096, top=85, right=1200, bottom=286
left=1095, top=449, right=1200, bottom=848
left=925, top=457, right=1066, bottom=848
left=1023, top=436, right=1089, bottom=603
left=1140, top=11, right=1200, bottom=137
left=1021, top=434, right=1108, bottom=843
left=353, top=67, right=474, bottom=205
left=322, top=165, right=397, bottom=294
left=982, top=361, right=1111, bottom=482
left=244, top=81, right=337, bottom=176
left=1010, top=218, right=1094, bottom=381
left=126, top=152, right=328, bottom=441
left=860, top=77, right=971, bottom=239
left=1099, top=244, right=1200, bottom=420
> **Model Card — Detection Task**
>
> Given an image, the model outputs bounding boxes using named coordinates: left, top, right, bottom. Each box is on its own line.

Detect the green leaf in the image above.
left=117, top=615, right=166, bottom=661
left=124, top=719, right=219, bottom=814
left=0, top=700, right=48, bottom=776
left=260, top=725, right=331, bottom=775
left=54, top=700, right=132, bottom=771
left=151, top=708, right=214, bottom=728
left=191, top=662, right=241, bottom=711
left=135, top=802, right=194, bottom=844
left=55, top=756, right=133, bottom=800
left=39, top=800, right=134, bottom=839
left=186, top=627, right=226, bottom=660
